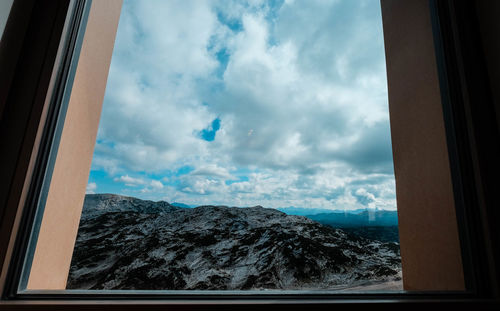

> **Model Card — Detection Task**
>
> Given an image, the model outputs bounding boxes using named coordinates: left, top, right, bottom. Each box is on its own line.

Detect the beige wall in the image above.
left=381, top=0, right=465, bottom=290
left=27, top=0, right=123, bottom=290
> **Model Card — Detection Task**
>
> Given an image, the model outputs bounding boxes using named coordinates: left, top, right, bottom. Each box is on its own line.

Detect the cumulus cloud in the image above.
left=150, top=180, right=164, bottom=190
left=114, top=175, right=146, bottom=187
left=89, top=0, right=396, bottom=211
left=86, top=182, right=97, bottom=194
left=191, top=164, right=234, bottom=179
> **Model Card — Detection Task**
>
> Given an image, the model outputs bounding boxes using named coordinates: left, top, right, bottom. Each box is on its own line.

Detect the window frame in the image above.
left=429, top=0, right=500, bottom=297
left=0, top=0, right=499, bottom=309
left=0, top=0, right=91, bottom=298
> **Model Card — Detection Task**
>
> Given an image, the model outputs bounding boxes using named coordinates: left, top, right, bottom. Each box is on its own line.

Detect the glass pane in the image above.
left=68, top=0, right=399, bottom=291
left=26, top=0, right=403, bottom=292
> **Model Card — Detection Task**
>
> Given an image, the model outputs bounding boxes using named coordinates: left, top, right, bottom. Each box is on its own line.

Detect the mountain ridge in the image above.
left=68, top=194, right=401, bottom=290
left=306, top=210, right=398, bottom=228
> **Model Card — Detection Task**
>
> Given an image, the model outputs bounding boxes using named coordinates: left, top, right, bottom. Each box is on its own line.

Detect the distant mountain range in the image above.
left=157, top=204, right=397, bottom=220
left=305, top=210, right=398, bottom=228
left=276, top=207, right=399, bottom=243
left=277, top=207, right=370, bottom=216
left=170, top=202, right=192, bottom=208
left=157, top=203, right=399, bottom=228
left=67, top=194, right=401, bottom=290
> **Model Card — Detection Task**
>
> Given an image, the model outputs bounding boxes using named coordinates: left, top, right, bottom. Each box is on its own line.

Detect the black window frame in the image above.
left=0, top=0, right=499, bottom=309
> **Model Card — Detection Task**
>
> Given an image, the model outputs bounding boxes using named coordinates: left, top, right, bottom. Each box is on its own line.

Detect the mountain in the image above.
left=306, top=210, right=398, bottom=228
left=277, top=207, right=374, bottom=216
left=303, top=210, right=399, bottom=243
left=277, top=207, right=343, bottom=216
left=171, top=202, right=192, bottom=208
left=339, top=226, right=400, bottom=243
left=80, top=193, right=178, bottom=220
left=67, top=194, right=401, bottom=290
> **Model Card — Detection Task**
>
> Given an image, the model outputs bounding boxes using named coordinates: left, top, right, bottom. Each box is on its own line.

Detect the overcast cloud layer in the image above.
left=87, top=0, right=396, bottom=211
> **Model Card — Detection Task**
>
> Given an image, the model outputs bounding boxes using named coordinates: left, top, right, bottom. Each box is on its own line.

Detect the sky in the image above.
left=85, top=0, right=396, bottom=211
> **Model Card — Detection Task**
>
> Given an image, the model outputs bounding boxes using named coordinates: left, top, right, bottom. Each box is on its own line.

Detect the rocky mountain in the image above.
left=339, top=226, right=400, bottom=243
left=67, top=194, right=401, bottom=290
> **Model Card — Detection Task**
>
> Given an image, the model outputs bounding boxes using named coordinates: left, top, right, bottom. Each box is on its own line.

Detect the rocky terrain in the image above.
left=67, top=194, right=401, bottom=290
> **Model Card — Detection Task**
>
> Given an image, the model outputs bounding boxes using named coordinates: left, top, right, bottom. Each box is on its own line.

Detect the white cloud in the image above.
left=191, top=164, right=234, bottom=179
left=86, top=182, right=97, bottom=194
left=114, top=175, right=146, bottom=187
left=150, top=180, right=164, bottom=190
left=89, top=0, right=396, bottom=211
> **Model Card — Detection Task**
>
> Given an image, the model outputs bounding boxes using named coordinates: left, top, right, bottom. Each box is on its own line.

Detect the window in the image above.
left=62, top=0, right=401, bottom=292
left=0, top=0, right=499, bottom=308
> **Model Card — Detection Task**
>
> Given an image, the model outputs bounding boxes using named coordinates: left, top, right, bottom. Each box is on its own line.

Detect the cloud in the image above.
left=114, top=175, right=146, bottom=187
left=180, top=178, right=226, bottom=196
left=86, top=182, right=97, bottom=194
left=150, top=180, right=164, bottom=190
left=89, top=0, right=396, bottom=211
left=191, top=164, right=233, bottom=179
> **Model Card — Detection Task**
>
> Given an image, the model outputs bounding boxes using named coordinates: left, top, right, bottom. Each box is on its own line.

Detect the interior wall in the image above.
left=380, top=0, right=465, bottom=290
left=26, top=0, right=122, bottom=290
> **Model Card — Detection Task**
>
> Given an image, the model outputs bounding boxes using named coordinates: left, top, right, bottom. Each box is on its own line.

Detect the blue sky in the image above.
left=86, top=0, right=396, bottom=211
